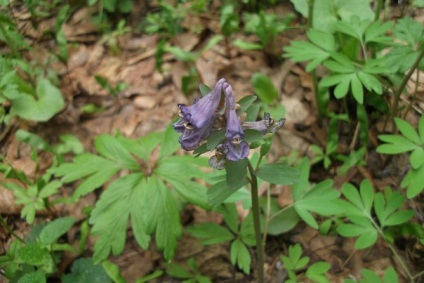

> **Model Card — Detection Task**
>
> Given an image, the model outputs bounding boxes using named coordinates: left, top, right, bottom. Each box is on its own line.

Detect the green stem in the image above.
left=247, top=160, right=265, bottom=283
left=307, top=0, right=323, bottom=122
left=392, top=47, right=424, bottom=119
left=374, top=0, right=383, bottom=21
left=0, top=215, right=24, bottom=243
left=369, top=217, right=414, bottom=281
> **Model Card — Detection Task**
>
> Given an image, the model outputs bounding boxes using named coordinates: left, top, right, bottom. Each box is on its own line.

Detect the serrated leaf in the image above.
left=90, top=174, right=148, bottom=262
left=144, top=176, right=182, bottom=260
left=230, top=239, right=251, bottom=274
left=94, top=135, right=139, bottom=170
left=39, top=217, right=75, bottom=245
left=255, top=163, right=299, bottom=185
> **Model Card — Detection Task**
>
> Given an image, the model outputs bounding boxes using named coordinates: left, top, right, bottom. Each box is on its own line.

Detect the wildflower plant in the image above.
left=173, top=78, right=298, bottom=283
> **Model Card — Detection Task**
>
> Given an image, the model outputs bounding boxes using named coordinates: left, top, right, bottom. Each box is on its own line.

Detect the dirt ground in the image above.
left=1, top=1, right=424, bottom=282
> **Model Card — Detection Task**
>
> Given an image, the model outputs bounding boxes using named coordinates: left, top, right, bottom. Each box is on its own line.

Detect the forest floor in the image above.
left=1, top=1, right=424, bottom=283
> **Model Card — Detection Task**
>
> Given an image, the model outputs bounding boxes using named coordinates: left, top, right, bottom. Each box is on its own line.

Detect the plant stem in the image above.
left=307, top=0, right=323, bottom=122
left=370, top=217, right=414, bottom=281
left=374, top=0, right=384, bottom=21
left=392, top=48, right=424, bottom=119
left=247, top=160, right=265, bottom=283
left=0, top=215, right=24, bottom=243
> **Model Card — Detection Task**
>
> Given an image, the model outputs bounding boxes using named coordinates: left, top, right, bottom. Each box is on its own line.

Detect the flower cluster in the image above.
left=173, top=78, right=285, bottom=169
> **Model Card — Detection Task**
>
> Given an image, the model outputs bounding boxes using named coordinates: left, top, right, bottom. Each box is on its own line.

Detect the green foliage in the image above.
left=280, top=244, right=330, bottom=283
left=290, top=158, right=343, bottom=229
left=63, top=258, right=111, bottom=283
left=344, top=267, right=398, bottom=283
left=143, top=1, right=186, bottom=36
left=187, top=204, right=255, bottom=274
left=51, top=126, right=210, bottom=262
left=166, top=258, right=211, bottom=283
left=0, top=217, right=76, bottom=282
left=377, top=116, right=424, bottom=198
left=243, top=11, right=293, bottom=49
left=337, top=180, right=413, bottom=249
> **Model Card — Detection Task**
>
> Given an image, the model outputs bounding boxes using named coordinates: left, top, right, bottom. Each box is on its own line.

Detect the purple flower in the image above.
left=173, top=79, right=226, bottom=151
left=242, top=112, right=286, bottom=134
left=223, top=84, right=249, bottom=161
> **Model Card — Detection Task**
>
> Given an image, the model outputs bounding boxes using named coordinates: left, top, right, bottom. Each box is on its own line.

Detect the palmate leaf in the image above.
left=89, top=174, right=148, bottom=262
left=283, top=29, right=334, bottom=72
left=89, top=173, right=182, bottom=262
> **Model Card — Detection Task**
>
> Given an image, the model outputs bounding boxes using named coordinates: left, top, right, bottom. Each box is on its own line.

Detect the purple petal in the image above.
left=224, top=137, right=249, bottom=161
left=178, top=78, right=226, bottom=129
left=223, top=85, right=249, bottom=161
left=179, top=119, right=214, bottom=151
left=242, top=112, right=286, bottom=134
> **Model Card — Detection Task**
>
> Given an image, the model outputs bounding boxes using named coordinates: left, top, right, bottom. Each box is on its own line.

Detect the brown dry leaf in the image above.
left=67, top=45, right=89, bottom=71
left=0, top=186, right=21, bottom=215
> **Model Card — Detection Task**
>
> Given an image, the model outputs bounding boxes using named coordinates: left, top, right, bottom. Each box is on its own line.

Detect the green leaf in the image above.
left=418, top=115, right=424, bottom=143
left=102, top=260, right=125, bottom=283
left=266, top=205, right=300, bottom=235
left=230, top=239, right=251, bottom=274
left=283, top=29, right=334, bottom=71
left=89, top=174, right=149, bottom=262
left=18, top=271, right=46, bottom=283
left=208, top=180, right=246, bottom=207
left=160, top=124, right=180, bottom=158
left=312, top=0, right=374, bottom=33
left=255, top=163, right=299, bottom=185
left=39, top=217, right=75, bottom=245
left=377, top=135, right=419, bottom=154
left=401, top=165, right=424, bottom=198
left=393, top=17, right=424, bottom=47
left=232, top=39, right=262, bottom=50
left=63, top=258, right=111, bottom=283
left=186, top=223, right=234, bottom=245
left=16, top=243, right=50, bottom=265
left=306, top=262, right=330, bottom=283
left=94, top=135, right=139, bottom=170
left=166, top=263, right=191, bottom=279
left=410, top=148, right=424, bottom=169
left=394, top=118, right=421, bottom=145
left=337, top=222, right=378, bottom=249
left=226, top=159, right=248, bottom=189
left=351, top=74, right=364, bottom=104
left=280, top=244, right=309, bottom=271
left=10, top=78, right=64, bottom=122
left=144, top=176, right=182, bottom=260
left=383, top=267, right=398, bottom=283
left=251, top=73, right=279, bottom=104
